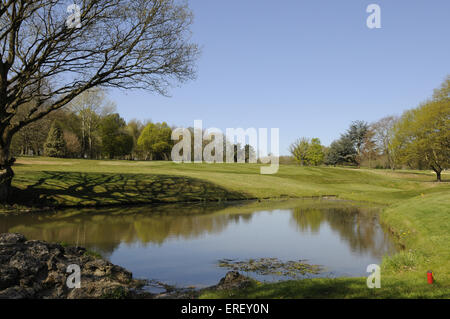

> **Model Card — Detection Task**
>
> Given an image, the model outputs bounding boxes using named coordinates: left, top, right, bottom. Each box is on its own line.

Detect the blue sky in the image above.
left=110, top=0, right=450, bottom=155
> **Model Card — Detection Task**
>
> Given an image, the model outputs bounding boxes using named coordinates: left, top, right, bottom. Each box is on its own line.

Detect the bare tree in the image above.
left=371, top=116, right=399, bottom=169
left=10, top=101, right=52, bottom=155
left=361, top=127, right=377, bottom=168
left=0, top=0, right=199, bottom=200
left=68, top=88, right=112, bottom=158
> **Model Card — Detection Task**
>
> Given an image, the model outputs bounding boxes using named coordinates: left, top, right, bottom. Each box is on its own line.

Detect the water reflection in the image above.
left=0, top=200, right=397, bottom=285
left=290, top=207, right=392, bottom=258
left=0, top=203, right=240, bottom=255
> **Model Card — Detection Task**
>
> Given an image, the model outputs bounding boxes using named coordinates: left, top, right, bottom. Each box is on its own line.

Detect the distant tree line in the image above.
left=289, top=76, right=449, bottom=181
left=12, top=78, right=448, bottom=181
left=12, top=89, right=256, bottom=163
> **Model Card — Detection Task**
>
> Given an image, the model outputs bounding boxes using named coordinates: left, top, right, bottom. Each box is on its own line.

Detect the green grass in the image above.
left=3, top=156, right=450, bottom=298
left=6, top=156, right=449, bottom=208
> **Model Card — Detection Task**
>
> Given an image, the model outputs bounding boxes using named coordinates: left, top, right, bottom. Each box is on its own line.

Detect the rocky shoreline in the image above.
left=0, top=233, right=252, bottom=299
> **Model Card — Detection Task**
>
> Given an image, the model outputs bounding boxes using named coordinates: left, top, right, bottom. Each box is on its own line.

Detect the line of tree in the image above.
left=11, top=92, right=170, bottom=161
left=289, top=76, right=449, bottom=181
left=11, top=88, right=257, bottom=164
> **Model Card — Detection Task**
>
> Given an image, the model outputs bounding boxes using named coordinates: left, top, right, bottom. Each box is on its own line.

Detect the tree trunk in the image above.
left=81, top=112, right=87, bottom=158
left=0, top=144, right=14, bottom=202
left=431, top=165, right=442, bottom=182
left=436, top=170, right=441, bottom=182
left=88, top=134, right=92, bottom=159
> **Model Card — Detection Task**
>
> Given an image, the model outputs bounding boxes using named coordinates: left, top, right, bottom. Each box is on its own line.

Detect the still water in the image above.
left=0, top=199, right=397, bottom=288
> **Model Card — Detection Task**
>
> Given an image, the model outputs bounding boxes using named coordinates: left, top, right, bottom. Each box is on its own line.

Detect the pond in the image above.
left=0, top=199, right=398, bottom=290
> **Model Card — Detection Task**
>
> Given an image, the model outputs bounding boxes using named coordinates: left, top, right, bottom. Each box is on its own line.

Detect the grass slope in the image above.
left=7, top=156, right=449, bottom=208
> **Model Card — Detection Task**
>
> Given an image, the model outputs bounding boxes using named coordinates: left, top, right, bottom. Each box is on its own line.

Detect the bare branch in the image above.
left=0, top=0, right=199, bottom=143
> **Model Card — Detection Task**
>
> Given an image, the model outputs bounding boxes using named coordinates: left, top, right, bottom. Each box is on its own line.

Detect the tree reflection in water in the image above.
left=290, top=207, right=393, bottom=258
left=0, top=200, right=395, bottom=260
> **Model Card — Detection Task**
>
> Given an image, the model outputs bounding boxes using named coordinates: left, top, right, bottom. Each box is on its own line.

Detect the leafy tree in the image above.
left=0, top=0, right=199, bottom=201
left=115, top=134, right=134, bottom=159
left=325, top=135, right=357, bottom=166
left=305, top=138, right=324, bottom=166
left=99, top=114, right=133, bottom=159
left=289, top=138, right=324, bottom=166
left=137, top=122, right=173, bottom=160
left=432, top=75, right=449, bottom=101
left=52, top=110, right=85, bottom=158
left=126, top=119, right=147, bottom=159
left=44, top=121, right=66, bottom=157
left=390, top=99, right=449, bottom=181
left=289, top=138, right=310, bottom=166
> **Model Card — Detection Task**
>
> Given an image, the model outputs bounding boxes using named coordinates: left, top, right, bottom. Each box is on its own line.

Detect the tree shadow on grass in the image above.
left=11, top=171, right=250, bottom=208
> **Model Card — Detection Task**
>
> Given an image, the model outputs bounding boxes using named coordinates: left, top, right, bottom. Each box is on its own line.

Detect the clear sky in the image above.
left=110, top=0, right=450, bottom=155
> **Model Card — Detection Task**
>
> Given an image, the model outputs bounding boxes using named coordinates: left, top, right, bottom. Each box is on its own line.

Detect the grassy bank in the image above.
left=3, top=156, right=450, bottom=298
left=5, top=156, right=449, bottom=209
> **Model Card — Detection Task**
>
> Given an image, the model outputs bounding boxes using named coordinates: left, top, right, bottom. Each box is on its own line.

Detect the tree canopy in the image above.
left=99, top=114, right=133, bottom=159
left=137, top=122, right=173, bottom=160
left=324, top=135, right=357, bottom=166
left=289, top=138, right=310, bottom=166
left=289, top=137, right=324, bottom=166
left=390, top=98, right=449, bottom=181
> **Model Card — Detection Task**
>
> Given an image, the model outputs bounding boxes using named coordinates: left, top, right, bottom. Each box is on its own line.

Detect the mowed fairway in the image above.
left=9, top=156, right=450, bottom=207
left=5, top=156, right=450, bottom=298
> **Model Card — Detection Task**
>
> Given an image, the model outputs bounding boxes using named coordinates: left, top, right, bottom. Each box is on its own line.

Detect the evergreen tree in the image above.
left=325, top=135, right=357, bottom=166
left=44, top=121, right=66, bottom=157
left=345, top=120, right=369, bottom=166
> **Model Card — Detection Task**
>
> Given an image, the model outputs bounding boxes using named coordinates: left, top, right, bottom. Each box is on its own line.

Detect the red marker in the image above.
left=427, top=271, right=433, bottom=284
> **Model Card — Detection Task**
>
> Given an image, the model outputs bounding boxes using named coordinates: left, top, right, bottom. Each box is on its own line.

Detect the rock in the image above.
left=214, top=271, right=253, bottom=290
left=0, top=233, right=26, bottom=244
left=0, top=233, right=257, bottom=299
left=0, top=233, right=143, bottom=299
left=0, top=267, right=19, bottom=289
left=0, top=286, right=30, bottom=299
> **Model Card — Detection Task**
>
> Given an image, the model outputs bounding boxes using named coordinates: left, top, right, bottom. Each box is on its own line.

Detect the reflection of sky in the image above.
left=109, top=210, right=395, bottom=287
left=0, top=202, right=397, bottom=288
